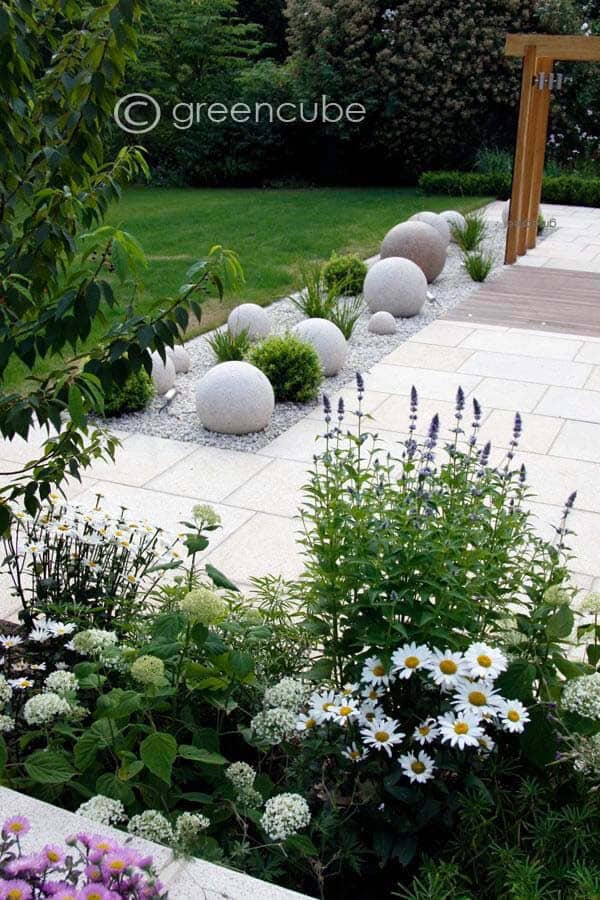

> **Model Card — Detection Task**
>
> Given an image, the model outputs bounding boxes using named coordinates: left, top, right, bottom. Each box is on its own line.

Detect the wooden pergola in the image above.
left=504, top=34, right=600, bottom=264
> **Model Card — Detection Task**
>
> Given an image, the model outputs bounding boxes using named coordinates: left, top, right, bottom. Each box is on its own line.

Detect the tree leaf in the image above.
left=205, top=564, right=239, bottom=592
left=140, top=732, right=177, bottom=784
left=178, top=744, right=226, bottom=765
left=24, top=751, right=75, bottom=784
left=546, top=605, right=574, bottom=640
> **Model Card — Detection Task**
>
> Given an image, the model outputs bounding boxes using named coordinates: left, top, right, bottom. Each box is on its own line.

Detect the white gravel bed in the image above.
left=106, top=222, right=507, bottom=452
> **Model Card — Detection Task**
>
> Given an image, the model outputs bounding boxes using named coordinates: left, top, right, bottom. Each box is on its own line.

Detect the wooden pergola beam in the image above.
left=505, top=33, right=600, bottom=61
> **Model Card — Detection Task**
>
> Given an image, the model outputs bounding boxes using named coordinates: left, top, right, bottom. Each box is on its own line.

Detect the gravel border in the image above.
left=106, top=218, right=508, bottom=452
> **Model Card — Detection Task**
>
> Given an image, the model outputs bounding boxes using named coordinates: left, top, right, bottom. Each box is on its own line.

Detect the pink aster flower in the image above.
left=2, top=815, right=31, bottom=838
left=0, top=879, right=33, bottom=900
left=78, top=886, right=112, bottom=900
left=41, top=843, right=65, bottom=866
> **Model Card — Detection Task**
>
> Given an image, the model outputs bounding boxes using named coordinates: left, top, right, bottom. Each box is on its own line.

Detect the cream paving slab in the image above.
left=534, top=385, right=600, bottom=423
left=72, top=480, right=254, bottom=547
left=518, top=452, right=600, bottom=513
left=585, top=367, right=600, bottom=391
left=203, top=512, right=304, bottom=583
left=144, top=444, right=272, bottom=501
left=370, top=394, right=490, bottom=437
left=466, top=377, right=549, bottom=413
left=85, top=432, right=196, bottom=487
left=576, top=342, right=600, bottom=364
left=460, top=329, right=582, bottom=361
left=224, top=458, right=311, bottom=518
left=410, top=322, right=477, bottom=346
left=363, top=363, right=482, bottom=399
left=260, top=415, right=408, bottom=463
left=526, top=501, right=600, bottom=578
left=550, top=420, right=600, bottom=462
left=459, top=351, right=591, bottom=388
left=304, top=387, right=390, bottom=421
left=382, top=342, right=474, bottom=371
left=478, top=409, right=563, bottom=455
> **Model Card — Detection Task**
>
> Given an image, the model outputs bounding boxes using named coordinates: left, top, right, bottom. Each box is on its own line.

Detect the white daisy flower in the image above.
left=308, top=690, right=339, bottom=723
left=83, top=559, right=100, bottom=571
left=453, top=682, right=502, bottom=718
left=412, top=718, right=440, bottom=745
left=296, top=713, right=319, bottom=733
left=399, top=750, right=436, bottom=784
left=331, top=699, right=360, bottom=726
left=426, top=649, right=468, bottom=688
left=24, top=542, right=43, bottom=555
left=47, top=621, right=76, bottom=637
left=125, top=573, right=138, bottom=585
left=361, top=685, right=384, bottom=702
left=28, top=626, right=51, bottom=643
left=477, top=734, right=496, bottom=754
left=361, top=656, right=390, bottom=687
left=361, top=717, right=405, bottom=757
left=30, top=663, right=47, bottom=672
left=359, top=699, right=384, bottom=726
left=438, top=712, right=484, bottom=749
left=340, top=682, right=359, bottom=697
left=464, top=643, right=507, bottom=680
left=497, top=699, right=530, bottom=733
left=391, top=642, right=432, bottom=679
left=0, top=635, right=22, bottom=649
left=8, top=677, right=34, bottom=690
left=342, top=742, right=368, bottom=763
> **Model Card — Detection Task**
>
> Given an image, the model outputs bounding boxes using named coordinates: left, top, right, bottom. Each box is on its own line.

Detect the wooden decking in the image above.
left=445, top=266, right=600, bottom=337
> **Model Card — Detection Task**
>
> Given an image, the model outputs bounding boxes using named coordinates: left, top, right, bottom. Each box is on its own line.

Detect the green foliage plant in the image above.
left=322, top=254, right=367, bottom=296
left=293, top=264, right=363, bottom=338
left=103, top=368, right=155, bottom=417
left=327, top=294, right=364, bottom=340
left=207, top=326, right=251, bottom=362
left=451, top=212, right=488, bottom=252
left=248, top=334, right=322, bottom=402
left=462, top=250, right=494, bottom=282
left=0, top=0, right=242, bottom=530
left=419, top=170, right=600, bottom=207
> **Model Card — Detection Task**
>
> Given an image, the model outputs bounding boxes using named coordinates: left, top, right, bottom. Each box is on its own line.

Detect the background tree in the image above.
left=0, top=0, right=241, bottom=529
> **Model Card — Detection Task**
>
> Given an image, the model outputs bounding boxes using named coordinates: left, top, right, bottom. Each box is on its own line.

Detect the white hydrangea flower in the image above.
left=44, top=670, right=78, bottom=697
left=174, top=811, right=210, bottom=848
left=0, top=674, right=13, bottom=705
left=76, top=795, right=126, bottom=826
left=562, top=673, right=600, bottom=721
left=128, top=810, right=174, bottom=845
left=251, top=707, right=297, bottom=744
left=226, top=761, right=256, bottom=793
left=581, top=592, right=600, bottom=615
left=23, top=691, right=72, bottom=725
left=71, top=628, right=118, bottom=658
left=0, top=715, right=15, bottom=733
left=261, top=793, right=311, bottom=841
left=263, top=677, right=309, bottom=712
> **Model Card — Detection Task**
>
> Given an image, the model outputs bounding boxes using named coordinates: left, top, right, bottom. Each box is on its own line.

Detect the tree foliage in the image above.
left=0, top=0, right=241, bottom=529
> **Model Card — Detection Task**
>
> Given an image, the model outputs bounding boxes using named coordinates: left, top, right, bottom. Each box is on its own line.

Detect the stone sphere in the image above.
left=380, top=221, right=447, bottom=283
left=292, top=318, right=347, bottom=377
left=410, top=211, right=451, bottom=246
left=364, top=257, right=427, bottom=318
left=168, top=345, right=191, bottom=374
left=228, top=303, right=271, bottom=340
left=440, top=209, right=467, bottom=241
left=196, top=361, right=274, bottom=434
left=150, top=351, right=176, bottom=395
left=368, top=311, right=397, bottom=335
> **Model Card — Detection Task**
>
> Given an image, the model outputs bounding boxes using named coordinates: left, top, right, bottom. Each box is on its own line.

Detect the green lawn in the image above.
left=6, top=187, right=489, bottom=391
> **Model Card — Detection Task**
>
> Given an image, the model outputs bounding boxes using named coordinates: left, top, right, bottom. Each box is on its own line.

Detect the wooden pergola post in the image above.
left=504, top=34, right=600, bottom=265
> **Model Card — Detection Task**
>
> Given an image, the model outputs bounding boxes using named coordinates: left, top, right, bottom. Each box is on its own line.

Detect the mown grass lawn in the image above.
left=6, top=187, right=489, bottom=391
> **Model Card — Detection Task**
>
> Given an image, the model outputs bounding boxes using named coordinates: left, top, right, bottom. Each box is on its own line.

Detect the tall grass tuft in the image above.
left=451, top=211, right=488, bottom=251
left=462, top=251, right=494, bottom=282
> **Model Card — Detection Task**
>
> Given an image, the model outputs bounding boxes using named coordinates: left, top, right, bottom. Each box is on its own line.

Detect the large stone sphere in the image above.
left=440, top=209, right=467, bottom=241
left=380, top=221, right=447, bottom=283
left=150, top=351, right=176, bottom=395
left=196, top=361, right=274, bottom=434
left=292, top=318, right=347, bottom=376
left=228, top=303, right=271, bottom=340
left=368, top=311, right=397, bottom=334
left=364, top=257, right=427, bottom=318
left=167, top=345, right=191, bottom=374
left=410, top=211, right=451, bottom=247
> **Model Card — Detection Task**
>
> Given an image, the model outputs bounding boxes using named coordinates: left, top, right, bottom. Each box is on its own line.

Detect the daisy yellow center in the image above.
left=439, top=659, right=457, bottom=675
left=411, top=761, right=426, bottom=774
left=372, top=665, right=386, bottom=677
left=478, top=738, right=489, bottom=748
left=322, top=702, right=332, bottom=711
left=477, top=653, right=492, bottom=668
left=367, top=690, right=378, bottom=700
left=454, top=722, right=469, bottom=734
left=404, top=655, right=419, bottom=669
left=349, top=750, right=360, bottom=759
left=374, top=730, right=390, bottom=742
left=507, top=710, right=520, bottom=722
left=339, top=706, right=353, bottom=717
left=468, top=690, right=487, bottom=706
left=418, top=726, right=430, bottom=736
left=365, top=711, right=376, bottom=721
left=305, top=718, right=316, bottom=729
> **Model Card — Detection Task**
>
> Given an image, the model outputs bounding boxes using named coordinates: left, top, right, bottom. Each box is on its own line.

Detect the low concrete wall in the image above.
left=0, top=786, right=314, bottom=899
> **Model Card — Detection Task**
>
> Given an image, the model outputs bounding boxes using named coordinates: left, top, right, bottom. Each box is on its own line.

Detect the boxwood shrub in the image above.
left=248, top=334, right=322, bottom=402
left=418, top=170, right=600, bottom=207
left=104, top=368, right=155, bottom=417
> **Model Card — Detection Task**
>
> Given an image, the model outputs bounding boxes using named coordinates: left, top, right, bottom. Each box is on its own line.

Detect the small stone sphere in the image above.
left=196, top=361, right=274, bottom=435
left=440, top=209, right=467, bottom=241
left=227, top=303, right=271, bottom=340
left=368, top=311, right=397, bottom=334
left=150, top=351, right=176, bottom=395
left=168, top=345, right=191, bottom=374
left=292, top=318, right=347, bottom=376
left=410, top=211, right=451, bottom=246
left=364, top=257, right=427, bottom=318
left=380, top=221, right=447, bottom=283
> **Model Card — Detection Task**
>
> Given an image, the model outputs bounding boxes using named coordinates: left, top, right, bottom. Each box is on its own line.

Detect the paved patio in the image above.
left=1, top=201, right=599, bottom=616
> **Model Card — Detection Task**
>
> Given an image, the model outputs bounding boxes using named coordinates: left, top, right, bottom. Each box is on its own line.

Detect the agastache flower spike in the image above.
left=337, top=397, right=345, bottom=421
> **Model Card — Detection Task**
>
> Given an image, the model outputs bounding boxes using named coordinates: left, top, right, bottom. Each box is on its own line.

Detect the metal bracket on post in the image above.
left=533, top=72, right=565, bottom=90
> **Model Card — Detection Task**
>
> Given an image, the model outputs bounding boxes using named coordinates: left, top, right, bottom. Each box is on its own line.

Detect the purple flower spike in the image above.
left=356, top=372, right=364, bottom=393
left=455, top=386, right=465, bottom=412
